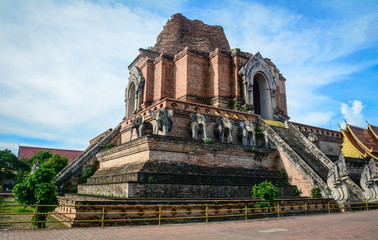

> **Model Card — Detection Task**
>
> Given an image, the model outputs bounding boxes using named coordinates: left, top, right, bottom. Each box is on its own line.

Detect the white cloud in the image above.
left=0, top=0, right=377, bottom=152
left=197, top=1, right=378, bottom=128
left=340, top=100, right=365, bottom=127
left=0, top=1, right=165, bottom=149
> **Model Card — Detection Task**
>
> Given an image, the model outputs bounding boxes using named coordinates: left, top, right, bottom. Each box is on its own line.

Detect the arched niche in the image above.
left=239, top=52, right=276, bottom=120
left=124, top=66, right=145, bottom=119
left=253, top=72, right=272, bottom=120
left=127, top=83, right=136, bottom=118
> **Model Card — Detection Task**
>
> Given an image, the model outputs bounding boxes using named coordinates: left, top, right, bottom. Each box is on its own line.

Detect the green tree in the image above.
left=252, top=180, right=279, bottom=208
left=13, top=168, right=58, bottom=228
left=40, top=154, right=68, bottom=174
left=26, top=150, right=68, bottom=174
left=0, top=149, right=30, bottom=181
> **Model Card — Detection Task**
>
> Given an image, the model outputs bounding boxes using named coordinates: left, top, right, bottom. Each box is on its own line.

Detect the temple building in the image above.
left=56, top=13, right=377, bottom=205
left=340, top=121, right=378, bottom=161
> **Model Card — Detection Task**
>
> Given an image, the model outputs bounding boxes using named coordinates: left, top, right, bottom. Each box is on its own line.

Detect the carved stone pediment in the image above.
left=238, top=52, right=276, bottom=120
left=239, top=52, right=275, bottom=92
left=125, top=66, right=145, bottom=119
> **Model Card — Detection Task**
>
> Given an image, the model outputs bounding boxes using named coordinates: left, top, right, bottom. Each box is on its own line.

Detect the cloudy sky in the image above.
left=1, top=0, right=377, bottom=155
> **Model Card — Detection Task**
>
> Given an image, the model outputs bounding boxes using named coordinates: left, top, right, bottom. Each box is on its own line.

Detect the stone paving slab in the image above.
left=1, top=210, right=377, bottom=240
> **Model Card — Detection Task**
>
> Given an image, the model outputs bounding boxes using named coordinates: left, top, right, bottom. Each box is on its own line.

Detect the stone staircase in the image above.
left=55, top=124, right=121, bottom=192
left=258, top=118, right=364, bottom=201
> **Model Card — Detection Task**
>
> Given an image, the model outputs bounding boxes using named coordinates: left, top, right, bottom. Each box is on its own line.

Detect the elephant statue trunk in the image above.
left=130, top=115, right=144, bottom=141
left=214, top=117, right=234, bottom=144
left=149, top=108, right=174, bottom=136
left=239, top=121, right=256, bottom=146
left=189, top=112, right=210, bottom=140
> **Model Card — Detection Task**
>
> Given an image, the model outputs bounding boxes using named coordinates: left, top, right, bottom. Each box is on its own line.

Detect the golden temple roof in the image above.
left=340, top=121, right=378, bottom=160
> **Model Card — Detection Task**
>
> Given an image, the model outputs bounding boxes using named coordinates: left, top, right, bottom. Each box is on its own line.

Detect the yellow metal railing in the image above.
left=264, top=119, right=286, bottom=128
left=0, top=200, right=377, bottom=230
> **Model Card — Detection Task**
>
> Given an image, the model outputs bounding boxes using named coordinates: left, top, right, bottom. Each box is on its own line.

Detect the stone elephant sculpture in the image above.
left=129, top=115, right=144, bottom=141
left=214, top=117, right=234, bottom=143
left=238, top=121, right=256, bottom=146
left=189, top=112, right=210, bottom=140
left=149, top=108, right=174, bottom=136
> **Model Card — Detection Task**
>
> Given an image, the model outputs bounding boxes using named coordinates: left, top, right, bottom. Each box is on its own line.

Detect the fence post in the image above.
left=277, top=203, right=280, bottom=219
left=366, top=200, right=369, bottom=211
left=33, top=205, right=37, bottom=230
left=206, top=204, right=208, bottom=223
left=328, top=201, right=331, bottom=214
left=158, top=206, right=162, bottom=226
left=101, top=206, right=105, bottom=228
left=245, top=204, right=248, bottom=220
left=305, top=203, right=307, bottom=215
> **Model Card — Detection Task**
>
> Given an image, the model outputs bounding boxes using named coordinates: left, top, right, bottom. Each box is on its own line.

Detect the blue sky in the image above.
left=0, top=0, right=377, bottom=155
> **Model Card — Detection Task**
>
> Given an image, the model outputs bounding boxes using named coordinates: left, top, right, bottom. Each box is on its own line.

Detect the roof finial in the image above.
left=343, top=118, right=349, bottom=127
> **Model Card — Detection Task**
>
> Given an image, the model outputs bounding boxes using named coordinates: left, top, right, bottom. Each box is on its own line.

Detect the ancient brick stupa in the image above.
left=58, top=14, right=373, bottom=203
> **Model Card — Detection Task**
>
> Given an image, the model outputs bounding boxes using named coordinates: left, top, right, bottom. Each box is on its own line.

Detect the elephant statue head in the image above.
left=130, top=115, right=144, bottom=141
left=214, top=117, right=234, bottom=143
left=149, top=108, right=174, bottom=136
left=189, top=112, right=210, bottom=140
left=238, top=121, right=256, bottom=146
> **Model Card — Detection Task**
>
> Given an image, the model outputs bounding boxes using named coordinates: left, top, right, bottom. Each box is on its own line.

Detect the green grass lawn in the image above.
left=0, top=197, right=67, bottom=230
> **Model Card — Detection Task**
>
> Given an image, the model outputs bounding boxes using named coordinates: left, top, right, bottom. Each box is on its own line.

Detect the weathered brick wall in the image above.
left=174, top=54, right=188, bottom=99
left=153, top=13, right=230, bottom=56
left=278, top=151, right=314, bottom=197
left=186, top=53, right=209, bottom=98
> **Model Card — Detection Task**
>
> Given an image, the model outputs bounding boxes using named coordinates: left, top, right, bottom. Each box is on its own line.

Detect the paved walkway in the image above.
left=1, top=210, right=377, bottom=240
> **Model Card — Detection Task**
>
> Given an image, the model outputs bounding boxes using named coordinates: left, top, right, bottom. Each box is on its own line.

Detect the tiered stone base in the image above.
left=79, top=182, right=296, bottom=198
left=78, top=135, right=293, bottom=198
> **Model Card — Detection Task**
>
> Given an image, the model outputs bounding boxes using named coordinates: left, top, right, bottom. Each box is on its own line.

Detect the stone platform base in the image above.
left=78, top=182, right=296, bottom=198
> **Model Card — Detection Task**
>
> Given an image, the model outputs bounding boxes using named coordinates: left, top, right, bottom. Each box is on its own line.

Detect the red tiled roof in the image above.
left=347, top=124, right=378, bottom=153
left=368, top=124, right=378, bottom=140
left=18, top=146, right=83, bottom=163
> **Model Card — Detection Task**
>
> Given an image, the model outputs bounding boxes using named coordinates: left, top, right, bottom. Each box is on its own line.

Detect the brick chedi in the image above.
left=71, top=13, right=370, bottom=202
left=153, top=13, right=230, bottom=56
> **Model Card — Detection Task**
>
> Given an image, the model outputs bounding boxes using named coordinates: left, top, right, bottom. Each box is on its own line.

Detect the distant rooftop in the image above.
left=18, top=146, right=83, bottom=163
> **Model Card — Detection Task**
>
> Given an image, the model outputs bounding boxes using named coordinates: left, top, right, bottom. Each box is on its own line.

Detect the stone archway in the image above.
left=253, top=72, right=272, bottom=120
left=127, top=83, right=136, bottom=118
left=239, top=53, right=275, bottom=120
left=124, top=66, right=145, bottom=119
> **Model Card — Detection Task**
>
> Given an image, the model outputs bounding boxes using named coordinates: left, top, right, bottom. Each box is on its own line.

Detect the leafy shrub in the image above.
left=279, top=168, right=288, bottom=178
left=292, top=188, right=302, bottom=196
left=204, top=138, right=213, bottom=144
left=70, top=185, right=78, bottom=193
left=251, top=145, right=257, bottom=152
left=252, top=180, right=279, bottom=208
left=82, top=167, right=96, bottom=183
left=311, top=187, right=322, bottom=198
left=102, top=142, right=115, bottom=150
left=148, top=176, right=158, bottom=183
left=256, top=128, right=264, bottom=137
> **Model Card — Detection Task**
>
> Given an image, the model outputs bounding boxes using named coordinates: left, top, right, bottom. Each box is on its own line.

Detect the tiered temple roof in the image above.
left=340, top=121, right=378, bottom=161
